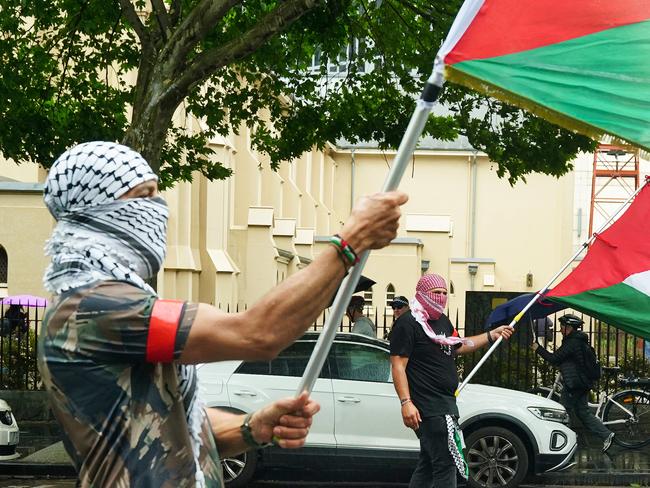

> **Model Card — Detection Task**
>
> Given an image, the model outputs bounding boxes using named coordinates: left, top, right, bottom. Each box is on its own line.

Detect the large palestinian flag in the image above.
left=546, top=181, right=650, bottom=340
left=437, top=0, right=650, bottom=151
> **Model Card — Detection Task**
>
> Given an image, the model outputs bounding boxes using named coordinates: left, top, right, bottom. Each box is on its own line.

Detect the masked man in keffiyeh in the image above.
left=390, top=273, right=514, bottom=488
left=37, top=141, right=407, bottom=488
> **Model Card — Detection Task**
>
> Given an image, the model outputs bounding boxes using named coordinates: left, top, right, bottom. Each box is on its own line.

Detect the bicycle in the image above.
left=529, top=367, right=650, bottom=449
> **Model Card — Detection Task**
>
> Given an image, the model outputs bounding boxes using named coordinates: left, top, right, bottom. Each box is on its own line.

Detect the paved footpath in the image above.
left=5, top=423, right=648, bottom=487
left=0, top=480, right=636, bottom=488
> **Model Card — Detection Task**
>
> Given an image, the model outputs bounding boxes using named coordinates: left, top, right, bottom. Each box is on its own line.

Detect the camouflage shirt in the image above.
left=38, top=281, right=223, bottom=487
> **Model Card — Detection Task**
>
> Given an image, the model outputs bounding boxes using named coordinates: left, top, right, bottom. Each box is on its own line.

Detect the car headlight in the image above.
left=528, top=406, right=569, bottom=424
left=0, top=410, right=13, bottom=426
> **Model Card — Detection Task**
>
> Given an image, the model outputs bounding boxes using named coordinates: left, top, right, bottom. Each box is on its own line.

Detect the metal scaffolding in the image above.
left=589, top=144, right=640, bottom=236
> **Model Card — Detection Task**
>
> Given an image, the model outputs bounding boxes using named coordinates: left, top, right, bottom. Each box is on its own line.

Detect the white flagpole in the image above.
left=456, top=178, right=650, bottom=396
left=296, top=81, right=442, bottom=395
left=296, top=0, right=488, bottom=396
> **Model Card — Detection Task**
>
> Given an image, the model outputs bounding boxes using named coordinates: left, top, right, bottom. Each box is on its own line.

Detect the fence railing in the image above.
left=0, top=304, right=42, bottom=390
left=308, top=306, right=650, bottom=397
left=2, top=301, right=648, bottom=395
left=459, top=310, right=650, bottom=397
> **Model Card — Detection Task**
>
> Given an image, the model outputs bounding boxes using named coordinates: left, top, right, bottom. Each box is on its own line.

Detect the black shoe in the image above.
left=602, top=432, right=615, bottom=452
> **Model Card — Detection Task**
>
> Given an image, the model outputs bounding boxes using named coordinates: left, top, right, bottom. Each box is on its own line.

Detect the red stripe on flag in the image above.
left=445, top=0, right=650, bottom=65
left=146, top=299, right=184, bottom=363
left=548, top=184, right=650, bottom=297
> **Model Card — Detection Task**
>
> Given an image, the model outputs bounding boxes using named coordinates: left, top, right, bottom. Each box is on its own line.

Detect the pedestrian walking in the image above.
left=390, top=273, right=514, bottom=488
left=532, top=314, right=615, bottom=452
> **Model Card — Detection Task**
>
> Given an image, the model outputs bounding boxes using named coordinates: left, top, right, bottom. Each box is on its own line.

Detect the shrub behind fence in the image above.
left=309, top=306, right=650, bottom=397
left=2, top=302, right=648, bottom=394
left=0, top=304, right=42, bottom=390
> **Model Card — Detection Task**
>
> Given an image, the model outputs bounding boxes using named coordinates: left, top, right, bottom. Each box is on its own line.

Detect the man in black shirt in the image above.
left=390, top=273, right=513, bottom=488
left=385, top=295, right=410, bottom=340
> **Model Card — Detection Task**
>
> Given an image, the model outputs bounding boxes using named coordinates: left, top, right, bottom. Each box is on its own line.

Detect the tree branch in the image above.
left=54, top=1, right=90, bottom=102
left=169, top=0, right=183, bottom=26
left=386, top=0, right=427, bottom=53
left=150, top=0, right=171, bottom=39
left=163, top=0, right=243, bottom=67
left=169, top=0, right=319, bottom=99
left=104, top=11, right=124, bottom=86
left=394, top=0, right=437, bottom=23
left=118, top=0, right=150, bottom=45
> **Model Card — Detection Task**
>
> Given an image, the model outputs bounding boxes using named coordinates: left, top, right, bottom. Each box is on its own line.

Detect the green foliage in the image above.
left=589, top=323, right=650, bottom=393
left=619, top=354, right=650, bottom=378
left=0, top=329, right=38, bottom=390
left=0, top=0, right=596, bottom=186
left=0, top=0, right=133, bottom=166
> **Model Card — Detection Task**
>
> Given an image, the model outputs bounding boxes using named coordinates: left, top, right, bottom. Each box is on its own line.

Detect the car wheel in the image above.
left=465, top=426, right=529, bottom=488
left=221, top=450, right=257, bottom=488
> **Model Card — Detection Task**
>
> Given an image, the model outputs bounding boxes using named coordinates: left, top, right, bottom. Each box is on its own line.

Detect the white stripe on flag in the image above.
left=433, top=0, right=486, bottom=77
left=623, top=270, right=650, bottom=298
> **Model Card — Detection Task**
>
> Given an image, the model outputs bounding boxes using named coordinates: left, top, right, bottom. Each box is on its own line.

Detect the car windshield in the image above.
left=331, top=342, right=392, bottom=383
left=236, top=340, right=330, bottom=378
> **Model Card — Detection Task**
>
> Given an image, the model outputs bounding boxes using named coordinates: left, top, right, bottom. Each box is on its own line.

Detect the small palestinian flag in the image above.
left=546, top=182, right=650, bottom=340
left=437, top=0, right=650, bottom=151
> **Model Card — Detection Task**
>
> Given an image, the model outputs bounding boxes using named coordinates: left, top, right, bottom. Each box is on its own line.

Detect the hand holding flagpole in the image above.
left=296, top=75, right=445, bottom=396
left=296, top=0, right=491, bottom=396
left=456, top=180, right=648, bottom=396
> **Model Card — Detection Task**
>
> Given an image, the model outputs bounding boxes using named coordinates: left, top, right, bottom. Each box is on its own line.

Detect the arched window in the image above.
left=386, top=283, right=395, bottom=306
left=449, top=280, right=455, bottom=295
left=0, top=246, right=7, bottom=286
left=363, top=289, right=373, bottom=309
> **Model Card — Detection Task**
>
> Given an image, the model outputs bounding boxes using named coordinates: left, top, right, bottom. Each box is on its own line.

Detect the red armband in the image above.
left=146, top=299, right=184, bottom=363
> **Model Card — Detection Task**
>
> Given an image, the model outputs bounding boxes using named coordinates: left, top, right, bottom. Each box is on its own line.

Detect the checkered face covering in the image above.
left=415, top=273, right=448, bottom=320
left=43, top=141, right=168, bottom=294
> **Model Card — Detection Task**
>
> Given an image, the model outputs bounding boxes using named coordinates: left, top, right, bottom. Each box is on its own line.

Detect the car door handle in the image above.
left=337, top=396, right=361, bottom=404
left=233, top=389, right=257, bottom=397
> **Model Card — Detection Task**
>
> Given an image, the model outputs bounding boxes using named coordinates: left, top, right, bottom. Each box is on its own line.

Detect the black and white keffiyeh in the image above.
left=44, top=142, right=207, bottom=486
left=446, top=414, right=469, bottom=479
left=43, top=141, right=168, bottom=295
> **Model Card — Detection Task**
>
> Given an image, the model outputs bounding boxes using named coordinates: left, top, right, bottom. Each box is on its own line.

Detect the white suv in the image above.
left=0, top=399, right=19, bottom=461
left=198, top=332, right=576, bottom=488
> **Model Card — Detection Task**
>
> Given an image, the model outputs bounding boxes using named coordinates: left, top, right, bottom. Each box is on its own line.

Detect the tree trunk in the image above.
left=121, top=75, right=180, bottom=174
left=120, top=0, right=320, bottom=174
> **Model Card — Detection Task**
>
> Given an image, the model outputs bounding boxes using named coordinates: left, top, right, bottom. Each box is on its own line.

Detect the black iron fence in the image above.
left=460, top=313, right=649, bottom=398
left=463, top=291, right=650, bottom=397
left=2, top=299, right=648, bottom=395
left=309, top=305, right=650, bottom=398
left=0, top=304, right=42, bottom=390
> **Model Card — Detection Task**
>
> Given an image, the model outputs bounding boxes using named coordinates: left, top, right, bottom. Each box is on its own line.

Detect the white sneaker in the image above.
left=602, top=432, right=615, bottom=452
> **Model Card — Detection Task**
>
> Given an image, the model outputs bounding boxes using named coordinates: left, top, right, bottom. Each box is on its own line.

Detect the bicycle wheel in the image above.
left=602, top=389, right=650, bottom=448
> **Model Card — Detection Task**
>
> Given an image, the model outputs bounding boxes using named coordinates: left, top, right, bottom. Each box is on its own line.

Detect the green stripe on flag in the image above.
left=551, top=282, right=650, bottom=340
left=451, top=20, right=650, bottom=151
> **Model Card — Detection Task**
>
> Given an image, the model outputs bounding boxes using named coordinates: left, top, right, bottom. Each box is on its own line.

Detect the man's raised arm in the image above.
left=180, top=191, right=408, bottom=364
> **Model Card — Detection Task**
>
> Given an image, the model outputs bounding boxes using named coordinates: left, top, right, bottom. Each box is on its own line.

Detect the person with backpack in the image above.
left=531, top=314, right=615, bottom=452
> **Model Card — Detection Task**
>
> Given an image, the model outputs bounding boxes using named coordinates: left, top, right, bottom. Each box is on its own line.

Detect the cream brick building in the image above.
left=1, top=129, right=647, bottom=329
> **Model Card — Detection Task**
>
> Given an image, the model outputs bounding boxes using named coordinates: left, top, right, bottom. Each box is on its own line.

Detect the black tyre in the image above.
left=465, top=426, right=529, bottom=488
left=602, top=389, right=650, bottom=449
left=527, top=386, right=561, bottom=404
